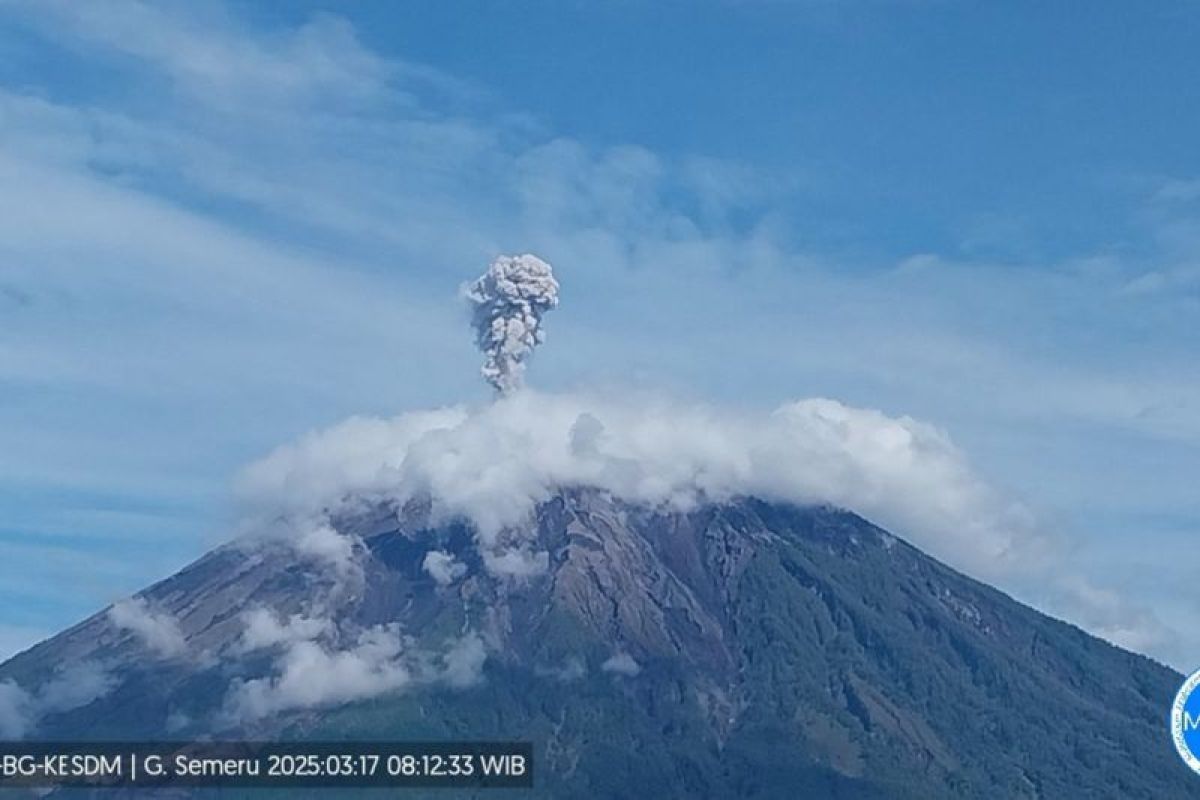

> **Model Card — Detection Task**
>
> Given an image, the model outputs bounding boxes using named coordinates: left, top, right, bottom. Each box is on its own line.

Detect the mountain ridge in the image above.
left=0, top=490, right=1190, bottom=798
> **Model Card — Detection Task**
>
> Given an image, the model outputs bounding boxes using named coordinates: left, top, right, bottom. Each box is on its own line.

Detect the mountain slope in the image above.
left=0, top=492, right=1190, bottom=798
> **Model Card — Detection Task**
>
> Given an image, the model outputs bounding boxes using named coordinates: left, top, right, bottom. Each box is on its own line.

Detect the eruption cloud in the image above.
left=465, top=254, right=559, bottom=395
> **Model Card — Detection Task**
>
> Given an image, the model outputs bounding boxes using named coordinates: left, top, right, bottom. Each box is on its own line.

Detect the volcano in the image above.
left=0, top=490, right=1190, bottom=798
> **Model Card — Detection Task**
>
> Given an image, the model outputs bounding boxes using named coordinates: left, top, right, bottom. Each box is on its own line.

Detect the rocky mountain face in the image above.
left=0, top=490, right=1192, bottom=798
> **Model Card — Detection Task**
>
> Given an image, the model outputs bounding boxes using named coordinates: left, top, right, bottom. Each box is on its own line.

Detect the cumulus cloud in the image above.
left=237, top=608, right=331, bottom=652
left=108, top=597, right=187, bottom=658
left=439, top=632, right=486, bottom=688
left=465, top=254, right=559, bottom=395
left=293, top=520, right=361, bottom=576
left=422, top=550, right=467, bottom=586
left=482, top=546, right=549, bottom=579
left=601, top=652, right=641, bottom=677
left=227, top=624, right=410, bottom=723
left=237, top=390, right=1048, bottom=582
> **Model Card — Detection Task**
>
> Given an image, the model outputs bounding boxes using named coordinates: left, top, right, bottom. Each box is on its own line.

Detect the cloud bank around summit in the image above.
left=236, top=390, right=1048, bottom=584
left=236, top=387, right=1171, bottom=658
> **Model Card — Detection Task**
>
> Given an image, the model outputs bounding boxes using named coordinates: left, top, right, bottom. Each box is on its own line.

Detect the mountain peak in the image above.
left=0, top=491, right=1189, bottom=796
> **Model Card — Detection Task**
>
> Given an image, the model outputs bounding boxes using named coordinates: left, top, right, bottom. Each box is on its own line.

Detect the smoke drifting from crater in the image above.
left=465, top=254, right=559, bottom=395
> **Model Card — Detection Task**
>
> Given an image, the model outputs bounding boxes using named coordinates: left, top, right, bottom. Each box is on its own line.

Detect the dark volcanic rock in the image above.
left=0, top=491, right=1191, bottom=798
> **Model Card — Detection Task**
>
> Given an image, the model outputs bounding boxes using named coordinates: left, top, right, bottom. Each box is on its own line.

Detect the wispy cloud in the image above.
left=0, top=660, right=115, bottom=739
left=108, top=597, right=187, bottom=658
left=222, top=621, right=485, bottom=725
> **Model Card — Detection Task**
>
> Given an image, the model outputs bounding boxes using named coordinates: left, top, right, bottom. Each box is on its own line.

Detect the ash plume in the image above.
left=465, top=254, right=559, bottom=395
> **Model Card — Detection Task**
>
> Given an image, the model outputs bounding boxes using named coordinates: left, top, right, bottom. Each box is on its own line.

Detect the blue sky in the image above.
left=0, top=1, right=1197, bottom=665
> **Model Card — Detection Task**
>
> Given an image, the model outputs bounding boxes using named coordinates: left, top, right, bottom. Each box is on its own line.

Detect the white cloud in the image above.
left=0, top=661, right=116, bottom=739
left=422, top=550, right=467, bottom=586
left=439, top=633, right=487, bottom=689
left=601, top=652, right=641, bottom=677
left=108, top=597, right=187, bottom=658
left=237, top=608, right=331, bottom=652
left=224, top=624, right=486, bottom=724
left=236, top=390, right=1180, bottom=664
left=37, top=660, right=116, bottom=715
left=8, top=0, right=394, bottom=113
left=226, top=624, right=410, bottom=723
left=237, top=390, right=1048, bottom=582
left=292, top=520, right=362, bottom=578
left=0, top=680, right=33, bottom=738
left=482, top=547, right=550, bottom=579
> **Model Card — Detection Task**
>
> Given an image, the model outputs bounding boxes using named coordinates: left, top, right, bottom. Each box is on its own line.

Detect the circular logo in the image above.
left=1171, top=668, right=1200, bottom=774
